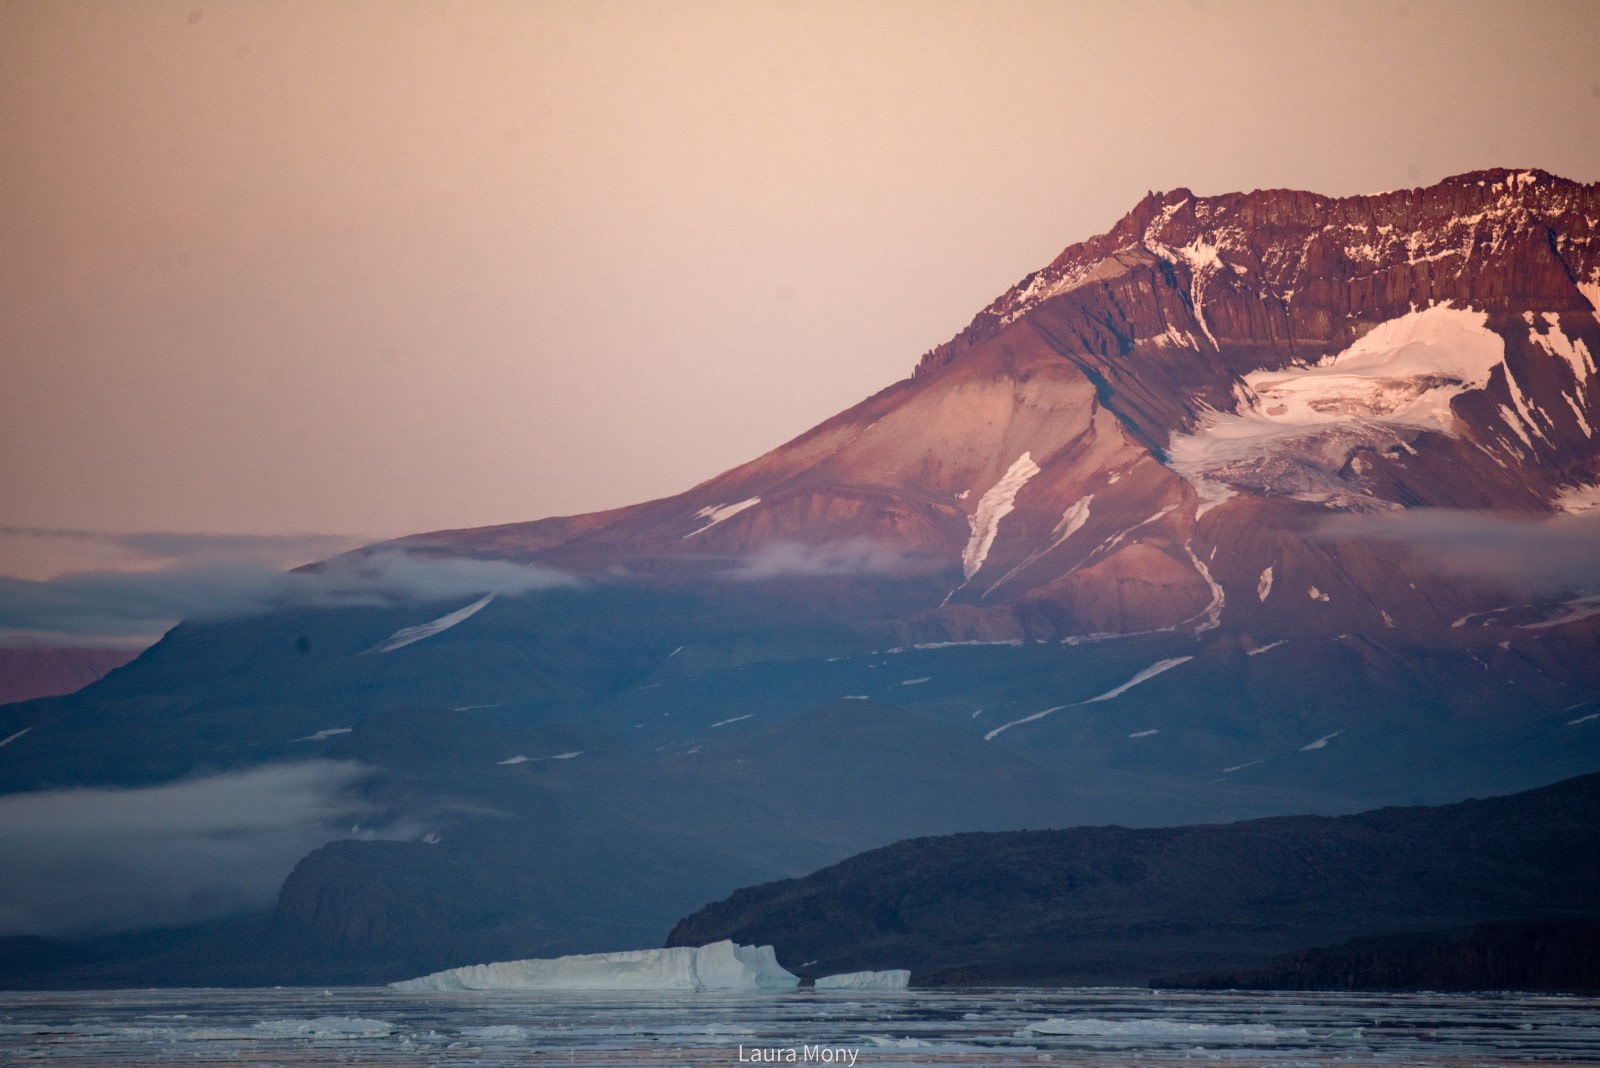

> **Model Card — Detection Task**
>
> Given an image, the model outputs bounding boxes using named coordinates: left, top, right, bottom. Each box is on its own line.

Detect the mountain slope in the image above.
left=400, top=168, right=1600, bottom=645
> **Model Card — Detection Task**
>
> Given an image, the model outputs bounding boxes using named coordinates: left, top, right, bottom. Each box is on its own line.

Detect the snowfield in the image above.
left=1167, top=304, right=1511, bottom=507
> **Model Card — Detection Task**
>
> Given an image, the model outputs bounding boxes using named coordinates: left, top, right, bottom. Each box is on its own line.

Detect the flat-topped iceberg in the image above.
left=388, top=940, right=798, bottom=992
left=814, top=969, right=911, bottom=990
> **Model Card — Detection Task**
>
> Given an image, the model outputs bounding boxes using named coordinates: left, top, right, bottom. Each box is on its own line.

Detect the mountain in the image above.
left=1, top=169, right=1598, bottom=985
left=666, top=772, right=1600, bottom=986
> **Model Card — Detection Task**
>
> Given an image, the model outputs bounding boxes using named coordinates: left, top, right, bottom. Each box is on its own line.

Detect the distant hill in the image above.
left=669, top=773, right=1600, bottom=987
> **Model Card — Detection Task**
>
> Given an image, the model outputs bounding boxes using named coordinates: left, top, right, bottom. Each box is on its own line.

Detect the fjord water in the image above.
left=2, top=986, right=1596, bottom=1066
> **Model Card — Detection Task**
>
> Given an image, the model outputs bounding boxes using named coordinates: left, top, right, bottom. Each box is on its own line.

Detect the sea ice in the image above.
left=1022, top=1017, right=1310, bottom=1043
left=389, top=940, right=799, bottom=992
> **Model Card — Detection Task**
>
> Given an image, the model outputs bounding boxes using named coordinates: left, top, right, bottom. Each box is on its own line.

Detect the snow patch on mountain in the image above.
left=368, top=594, right=494, bottom=654
left=1257, top=566, right=1275, bottom=602
left=1167, top=305, right=1506, bottom=507
left=984, top=656, right=1194, bottom=741
left=961, top=453, right=1040, bottom=579
left=1557, top=483, right=1600, bottom=514
left=983, top=704, right=1069, bottom=742
left=985, top=494, right=1093, bottom=595
left=683, top=497, right=761, bottom=538
left=290, top=728, right=351, bottom=743
left=1526, top=311, right=1595, bottom=387
left=1579, top=280, right=1600, bottom=328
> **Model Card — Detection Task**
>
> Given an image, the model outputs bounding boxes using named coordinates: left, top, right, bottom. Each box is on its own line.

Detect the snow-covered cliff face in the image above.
left=399, top=170, right=1600, bottom=646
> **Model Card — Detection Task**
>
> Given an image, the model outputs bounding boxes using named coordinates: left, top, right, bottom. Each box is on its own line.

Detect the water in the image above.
left=0, top=986, right=1596, bottom=1066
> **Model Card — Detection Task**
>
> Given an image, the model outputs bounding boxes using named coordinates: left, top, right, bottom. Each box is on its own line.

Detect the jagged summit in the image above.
left=406, top=170, right=1600, bottom=647
left=915, top=168, right=1599, bottom=384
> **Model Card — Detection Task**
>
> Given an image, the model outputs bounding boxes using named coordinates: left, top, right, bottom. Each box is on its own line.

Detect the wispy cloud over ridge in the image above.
left=0, top=535, right=575, bottom=647
left=1320, top=508, right=1600, bottom=594
left=722, top=538, right=926, bottom=580
left=0, top=761, right=390, bottom=937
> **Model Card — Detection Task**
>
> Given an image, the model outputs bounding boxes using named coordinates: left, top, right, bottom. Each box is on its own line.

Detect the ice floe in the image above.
left=1021, top=1017, right=1312, bottom=1043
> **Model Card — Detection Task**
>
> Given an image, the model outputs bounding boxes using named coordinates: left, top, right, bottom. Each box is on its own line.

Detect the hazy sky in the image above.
left=4, top=0, right=1599, bottom=576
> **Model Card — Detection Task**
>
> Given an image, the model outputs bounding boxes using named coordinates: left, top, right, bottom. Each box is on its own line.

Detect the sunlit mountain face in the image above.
left=1, top=170, right=1597, bottom=987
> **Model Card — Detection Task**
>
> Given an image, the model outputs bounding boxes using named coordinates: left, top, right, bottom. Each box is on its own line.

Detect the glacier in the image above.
left=1167, top=304, right=1509, bottom=508
left=814, top=969, right=911, bottom=990
left=388, top=940, right=799, bottom=992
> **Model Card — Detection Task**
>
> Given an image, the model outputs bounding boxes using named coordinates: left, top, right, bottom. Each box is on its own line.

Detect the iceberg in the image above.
left=388, top=940, right=799, bottom=992
left=814, top=969, right=911, bottom=990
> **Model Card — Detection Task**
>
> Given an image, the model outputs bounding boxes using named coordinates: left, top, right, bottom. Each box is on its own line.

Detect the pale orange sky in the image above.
left=3, top=0, right=1599, bottom=571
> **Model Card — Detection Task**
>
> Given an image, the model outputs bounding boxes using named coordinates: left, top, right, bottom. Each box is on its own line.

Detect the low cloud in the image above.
left=724, top=538, right=926, bottom=580
left=0, top=761, right=392, bottom=937
left=1320, top=508, right=1600, bottom=594
left=0, top=542, right=576, bottom=647
left=0, top=526, right=368, bottom=582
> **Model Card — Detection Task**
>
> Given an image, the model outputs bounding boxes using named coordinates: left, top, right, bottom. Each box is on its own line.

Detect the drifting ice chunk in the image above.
left=388, top=940, right=798, bottom=992
left=814, top=969, right=911, bottom=990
